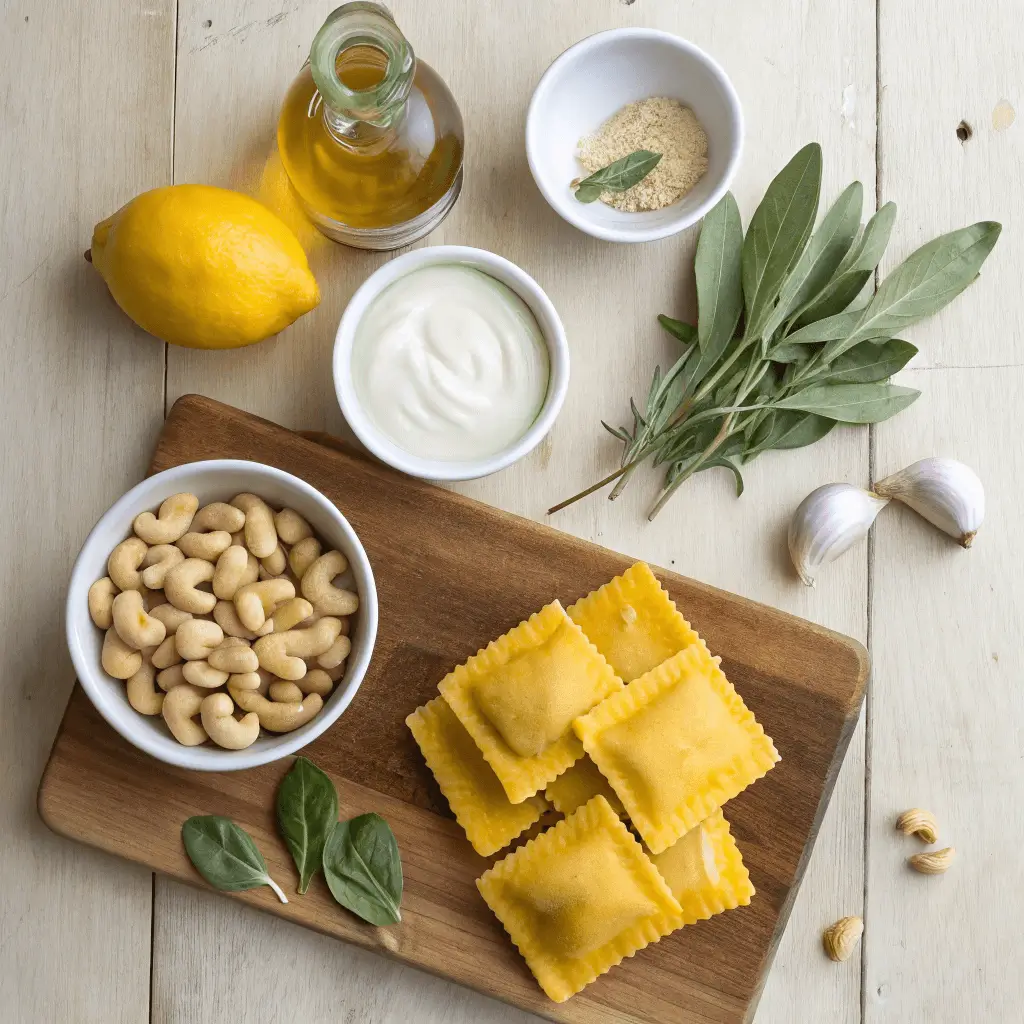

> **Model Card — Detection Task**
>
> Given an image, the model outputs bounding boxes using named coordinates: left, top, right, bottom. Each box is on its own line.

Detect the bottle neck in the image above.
left=310, top=2, right=415, bottom=148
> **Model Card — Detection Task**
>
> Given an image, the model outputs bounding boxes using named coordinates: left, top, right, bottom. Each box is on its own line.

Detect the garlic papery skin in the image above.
left=873, top=457, right=984, bottom=548
left=788, top=483, right=889, bottom=586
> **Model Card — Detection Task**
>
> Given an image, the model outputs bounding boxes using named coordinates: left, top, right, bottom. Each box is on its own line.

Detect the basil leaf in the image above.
left=657, top=315, right=697, bottom=346
left=276, top=756, right=339, bottom=895
left=322, top=813, right=403, bottom=926
left=182, top=815, right=287, bottom=904
left=774, top=382, right=920, bottom=423
left=813, top=339, right=918, bottom=384
left=742, top=142, right=822, bottom=340
left=573, top=150, right=662, bottom=203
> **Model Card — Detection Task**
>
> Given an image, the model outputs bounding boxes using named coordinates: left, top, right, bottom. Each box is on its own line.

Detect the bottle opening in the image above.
left=334, top=44, right=389, bottom=92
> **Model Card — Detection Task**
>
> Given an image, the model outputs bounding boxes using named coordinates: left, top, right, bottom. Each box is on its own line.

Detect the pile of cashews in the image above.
left=87, top=491, right=358, bottom=750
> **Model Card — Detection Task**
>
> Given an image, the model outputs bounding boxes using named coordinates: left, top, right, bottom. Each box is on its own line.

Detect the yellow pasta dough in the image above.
left=567, top=561, right=699, bottom=681
left=406, top=696, right=547, bottom=857
left=439, top=601, right=623, bottom=804
left=477, top=795, right=682, bottom=1002
left=574, top=643, right=779, bottom=854
left=545, top=755, right=625, bottom=817
left=650, top=809, right=755, bottom=925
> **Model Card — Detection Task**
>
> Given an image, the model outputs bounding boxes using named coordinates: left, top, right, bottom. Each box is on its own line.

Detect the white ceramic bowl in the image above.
left=333, top=245, right=569, bottom=481
left=526, top=28, right=743, bottom=243
left=66, top=459, right=378, bottom=771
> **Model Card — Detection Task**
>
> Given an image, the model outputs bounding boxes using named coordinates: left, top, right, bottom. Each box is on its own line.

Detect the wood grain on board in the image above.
left=39, top=396, right=868, bottom=1024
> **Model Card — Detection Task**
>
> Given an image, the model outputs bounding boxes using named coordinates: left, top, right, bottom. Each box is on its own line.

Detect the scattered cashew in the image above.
left=269, top=680, right=304, bottom=703
left=182, top=660, right=230, bottom=689
left=288, top=536, right=321, bottom=579
left=133, top=492, right=198, bottom=545
left=213, top=545, right=250, bottom=600
left=177, top=530, right=233, bottom=561
left=148, top=603, right=192, bottom=635
left=201, top=692, right=260, bottom=750
left=161, top=683, right=208, bottom=745
left=253, top=618, right=342, bottom=680
left=156, top=664, right=187, bottom=691
left=231, top=493, right=278, bottom=558
left=213, top=599, right=272, bottom=640
left=269, top=597, right=314, bottom=633
left=229, top=686, right=323, bottom=733
left=175, top=618, right=224, bottom=660
left=318, top=634, right=351, bottom=670
left=126, top=661, right=164, bottom=716
left=107, top=536, right=149, bottom=592
left=102, top=627, right=143, bottom=679
left=301, top=551, right=358, bottom=616
left=164, top=558, right=217, bottom=614
left=227, top=671, right=263, bottom=691
left=88, top=577, right=118, bottom=629
left=208, top=641, right=259, bottom=674
left=139, top=544, right=185, bottom=589
left=151, top=634, right=182, bottom=670
left=192, top=502, right=246, bottom=534
left=297, top=669, right=335, bottom=697
left=274, top=508, right=312, bottom=545
left=259, top=544, right=288, bottom=577
left=111, top=590, right=167, bottom=650
left=234, top=578, right=295, bottom=632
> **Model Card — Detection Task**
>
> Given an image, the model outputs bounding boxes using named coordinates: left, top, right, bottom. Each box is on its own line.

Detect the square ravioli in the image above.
left=545, top=755, right=625, bottom=818
left=573, top=643, right=779, bottom=854
left=649, top=809, right=755, bottom=926
left=439, top=601, right=623, bottom=804
left=477, top=795, right=682, bottom=1003
left=407, top=696, right=547, bottom=857
left=567, top=561, right=699, bottom=681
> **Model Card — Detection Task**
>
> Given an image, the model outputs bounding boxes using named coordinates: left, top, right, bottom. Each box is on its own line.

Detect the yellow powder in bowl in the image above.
left=577, top=98, right=709, bottom=212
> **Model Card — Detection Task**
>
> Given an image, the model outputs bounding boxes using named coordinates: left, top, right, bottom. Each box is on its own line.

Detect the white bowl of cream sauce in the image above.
left=334, top=246, right=569, bottom=481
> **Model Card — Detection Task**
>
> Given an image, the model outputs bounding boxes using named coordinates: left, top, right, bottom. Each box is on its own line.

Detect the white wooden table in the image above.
left=2, top=2, right=1020, bottom=1021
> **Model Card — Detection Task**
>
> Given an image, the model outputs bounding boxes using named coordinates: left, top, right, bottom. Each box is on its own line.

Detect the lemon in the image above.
left=89, top=184, right=320, bottom=349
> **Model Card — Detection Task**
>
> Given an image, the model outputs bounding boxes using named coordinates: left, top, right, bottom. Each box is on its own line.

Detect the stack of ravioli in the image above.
left=406, top=562, right=780, bottom=1003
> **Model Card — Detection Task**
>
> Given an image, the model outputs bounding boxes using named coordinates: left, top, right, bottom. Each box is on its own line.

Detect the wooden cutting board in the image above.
left=39, top=395, right=867, bottom=1024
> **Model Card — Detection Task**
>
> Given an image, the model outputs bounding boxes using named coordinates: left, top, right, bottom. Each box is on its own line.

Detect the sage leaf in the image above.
left=742, top=142, right=822, bottom=340
left=689, top=192, right=744, bottom=385
left=276, top=756, right=339, bottom=895
left=322, top=813, right=403, bottom=926
left=830, top=221, right=1002, bottom=358
left=657, top=315, right=697, bottom=346
left=182, top=815, right=288, bottom=904
left=814, top=339, right=918, bottom=384
left=573, top=150, right=662, bottom=203
left=703, top=454, right=745, bottom=496
left=768, top=342, right=815, bottom=364
left=783, top=309, right=865, bottom=347
left=602, top=420, right=632, bottom=443
left=748, top=410, right=836, bottom=456
left=774, top=382, right=920, bottom=423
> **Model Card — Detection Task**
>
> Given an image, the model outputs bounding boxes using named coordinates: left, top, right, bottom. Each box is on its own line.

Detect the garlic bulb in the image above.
left=788, top=483, right=889, bottom=586
left=873, top=457, right=984, bottom=548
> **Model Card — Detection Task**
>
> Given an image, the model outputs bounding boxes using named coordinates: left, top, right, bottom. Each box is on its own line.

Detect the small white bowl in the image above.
left=526, top=28, right=744, bottom=243
left=333, top=245, right=569, bottom=482
left=66, top=459, right=378, bottom=772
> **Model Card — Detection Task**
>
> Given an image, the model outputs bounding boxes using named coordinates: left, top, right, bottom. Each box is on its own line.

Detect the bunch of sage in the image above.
left=550, top=142, right=1001, bottom=519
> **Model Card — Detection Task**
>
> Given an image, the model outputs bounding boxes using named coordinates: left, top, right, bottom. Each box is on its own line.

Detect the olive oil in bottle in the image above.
left=277, top=2, right=464, bottom=249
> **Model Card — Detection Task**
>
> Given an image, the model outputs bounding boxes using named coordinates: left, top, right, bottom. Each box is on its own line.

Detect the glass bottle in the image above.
left=277, top=2, right=464, bottom=250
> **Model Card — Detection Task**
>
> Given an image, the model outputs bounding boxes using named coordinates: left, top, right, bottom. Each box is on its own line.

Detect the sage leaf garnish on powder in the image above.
left=182, top=815, right=289, bottom=904
left=572, top=150, right=662, bottom=203
left=550, top=142, right=1002, bottom=519
left=276, top=756, right=339, bottom=895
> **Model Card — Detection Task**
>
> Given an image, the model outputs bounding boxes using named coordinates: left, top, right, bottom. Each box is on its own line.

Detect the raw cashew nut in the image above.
left=288, top=536, right=321, bottom=579
left=108, top=537, right=149, bottom=592
left=213, top=545, right=250, bottom=600
left=151, top=635, right=182, bottom=670
left=164, top=558, right=217, bottom=614
left=148, top=603, right=192, bottom=635
left=259, top=544, right=288, bottom=577
left=253, top=618, right=342, bottom=680
left=177, top=531, right=233, bottom=561
left=268, top=680, right=304, bottom=703
left=102, top=627, right=143, bottom=679
left=228, top=686, right=323, bottom=733
left=320, top=658, right=346, bottom=682
left=301, top=551, right=359, bottom=616
left=126, top=661, right=164, bottom=716
left=297, top=669, right=335, bottom=697
left=318, top=634, right=351, bottom=670
left=234, top=578, right=295, bottom=632
left=192, top=502, right=246, bottom=534
left=133, top=492, right=198, bottom=545
left=274, top=508, right=312, bottom=545
left=175, top=618, right=225, bottom=660
left=112, top=590, right=167, bottom=650
left=227, top=671, right=262, bottom=691
left=140, top=544, right=185, bottom=589
left=182, top=660, right=229, bottom=689
left=338, top=616, right=351, bottom=637
left=231, top=493, right=278, bottom=558
left=201, top=692, right=260, bottom=750
left=213, top=600, right=272, bottom=640
left=88, top=577, right=118, bottom=629
left=157, top=664, right=187, bottom=691
left=161, top=683, right=208, bottom=745
left=269, top=597, right=314, bottom=633
left=208, top=641, right=259, bottom=674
